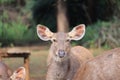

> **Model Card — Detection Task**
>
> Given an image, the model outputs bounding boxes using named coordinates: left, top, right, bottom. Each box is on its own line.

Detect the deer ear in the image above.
left=10, top=67, right=26, bottom=80
left=68, top=24, right=85, bottom=40
left=37, top=24, right=54, bottom=41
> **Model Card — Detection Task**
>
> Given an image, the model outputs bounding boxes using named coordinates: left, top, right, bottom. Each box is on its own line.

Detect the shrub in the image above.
left=73, top=19, right=120, bottom=49
left=0, top=11, right=38, bottom=46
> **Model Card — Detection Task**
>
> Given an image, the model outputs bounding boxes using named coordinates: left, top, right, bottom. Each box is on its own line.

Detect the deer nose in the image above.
left=58, top=50, right=65, bottom=58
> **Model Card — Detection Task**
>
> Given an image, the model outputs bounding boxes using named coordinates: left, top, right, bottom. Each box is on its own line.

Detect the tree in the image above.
left=32, top=0, right=119, bottom=31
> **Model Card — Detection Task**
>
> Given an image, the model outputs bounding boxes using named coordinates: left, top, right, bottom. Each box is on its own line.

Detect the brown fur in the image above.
left=74, top=48, right=120, bottom=80
left=46, top=32, right=93, bottom=80
left=71, top=46, right=93, bottom=62
left=0, top=61, right=12, bottom=80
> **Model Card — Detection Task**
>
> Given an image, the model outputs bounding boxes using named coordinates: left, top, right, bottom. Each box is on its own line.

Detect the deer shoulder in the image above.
left=74, top=48, right=120, bottom=80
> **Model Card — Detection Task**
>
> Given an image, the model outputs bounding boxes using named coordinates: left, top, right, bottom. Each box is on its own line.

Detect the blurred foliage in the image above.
left=77, top=19, right=120, bottom=48
left=22, top=1, right=33, bottom=13
left=0, top=0, right=120, bottom=48
left=32, top=0, right=57, bottom=32
left=32, top=0, right=120, bottom=29
left=0, top=10, right=38, bottom=47
left=0, top=0, right=14, bottom=4
left=79, top=21, right=110, bottom=48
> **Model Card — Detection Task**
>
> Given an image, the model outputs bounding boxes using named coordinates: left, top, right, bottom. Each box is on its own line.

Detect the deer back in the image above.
left=71, top=46, right=93, bottom=62
left=74, top=48, right=120, bottom=80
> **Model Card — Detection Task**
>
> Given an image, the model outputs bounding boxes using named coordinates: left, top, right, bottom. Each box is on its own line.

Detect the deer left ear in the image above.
left=68, top=24, right=85, bottom=40
left=37, top=24, right=54, bottom=41
left=10, top=67, right=26, bottom=80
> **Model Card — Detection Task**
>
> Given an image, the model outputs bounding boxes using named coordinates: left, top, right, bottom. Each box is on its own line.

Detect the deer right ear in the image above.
left=68, top=24, right=85, bottom=40
left=37, top=24, right=54, bottom=41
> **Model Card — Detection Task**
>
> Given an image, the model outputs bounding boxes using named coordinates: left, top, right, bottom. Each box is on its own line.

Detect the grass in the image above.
left=30, top=50, right=48, bottom=78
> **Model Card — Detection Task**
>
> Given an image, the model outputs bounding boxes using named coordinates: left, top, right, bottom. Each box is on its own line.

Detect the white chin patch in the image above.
left=55, top=55, right=68, bottom=62
left=55, top=56, right=62, bottom=62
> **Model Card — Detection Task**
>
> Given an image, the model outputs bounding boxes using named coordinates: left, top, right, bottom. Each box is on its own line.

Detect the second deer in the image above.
left=73, top=48, right=120, bottom=80
left=37, top=24, right=93, bottom=80
left=0, top=61, right=26, bottom=80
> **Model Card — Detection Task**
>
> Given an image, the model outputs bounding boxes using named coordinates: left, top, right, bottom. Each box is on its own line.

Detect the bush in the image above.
left=0, top=11, right=38, bottom=46
left=0, top=0, right=14, bottom=4
left=73, top=19, right=120, bottom=49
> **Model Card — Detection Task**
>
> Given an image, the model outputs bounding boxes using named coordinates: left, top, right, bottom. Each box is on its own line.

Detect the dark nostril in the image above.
left=58, top=50, right=65, bottom=58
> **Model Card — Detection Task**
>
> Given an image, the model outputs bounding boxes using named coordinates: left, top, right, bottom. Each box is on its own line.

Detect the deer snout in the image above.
left=58, top=50, right=65, bottom=58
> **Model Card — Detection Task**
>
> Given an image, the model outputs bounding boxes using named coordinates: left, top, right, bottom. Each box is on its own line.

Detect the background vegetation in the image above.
left=0, top=0, right=120, bottom=48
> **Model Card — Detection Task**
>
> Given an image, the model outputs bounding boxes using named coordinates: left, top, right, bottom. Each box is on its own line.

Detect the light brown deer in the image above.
left=37, top=24, right=93, bottom=80
left=73, top=48, right=120, bottom=80
left=0, top=61, right=26, bottom=80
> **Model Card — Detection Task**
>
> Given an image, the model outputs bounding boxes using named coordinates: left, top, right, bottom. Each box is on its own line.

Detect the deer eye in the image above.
left=66, top=39, right=70, bottom=42
left=52, top=39, right=57, bottom=42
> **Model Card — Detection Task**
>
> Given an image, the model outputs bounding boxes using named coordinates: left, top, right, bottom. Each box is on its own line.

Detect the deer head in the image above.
left=10, top=67, right=26, bottom=80
left=37, top=24, right=85, bottom=62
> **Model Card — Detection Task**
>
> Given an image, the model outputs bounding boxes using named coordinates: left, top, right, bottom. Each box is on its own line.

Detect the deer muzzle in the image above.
left=58, top=50, right=65, bottom=58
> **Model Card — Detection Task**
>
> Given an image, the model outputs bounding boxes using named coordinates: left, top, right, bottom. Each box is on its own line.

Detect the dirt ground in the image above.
left=1, top=45, right=106, bottom=80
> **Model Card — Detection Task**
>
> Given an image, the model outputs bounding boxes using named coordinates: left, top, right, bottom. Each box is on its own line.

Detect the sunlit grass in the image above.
left=30, top=50, right=48, bottom=78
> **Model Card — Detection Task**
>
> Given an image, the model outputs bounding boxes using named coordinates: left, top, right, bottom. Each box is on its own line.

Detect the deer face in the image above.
left=50, top=32, right=71, bottom=60
left=37, top=24, right=85, bottom=62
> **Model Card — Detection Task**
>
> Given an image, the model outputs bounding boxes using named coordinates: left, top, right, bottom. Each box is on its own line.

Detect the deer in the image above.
left=0, top=61, right=26, bottom=80
left=73, top=48, right=120, bottom=80
left=37, top=24, right=93, bottom=80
